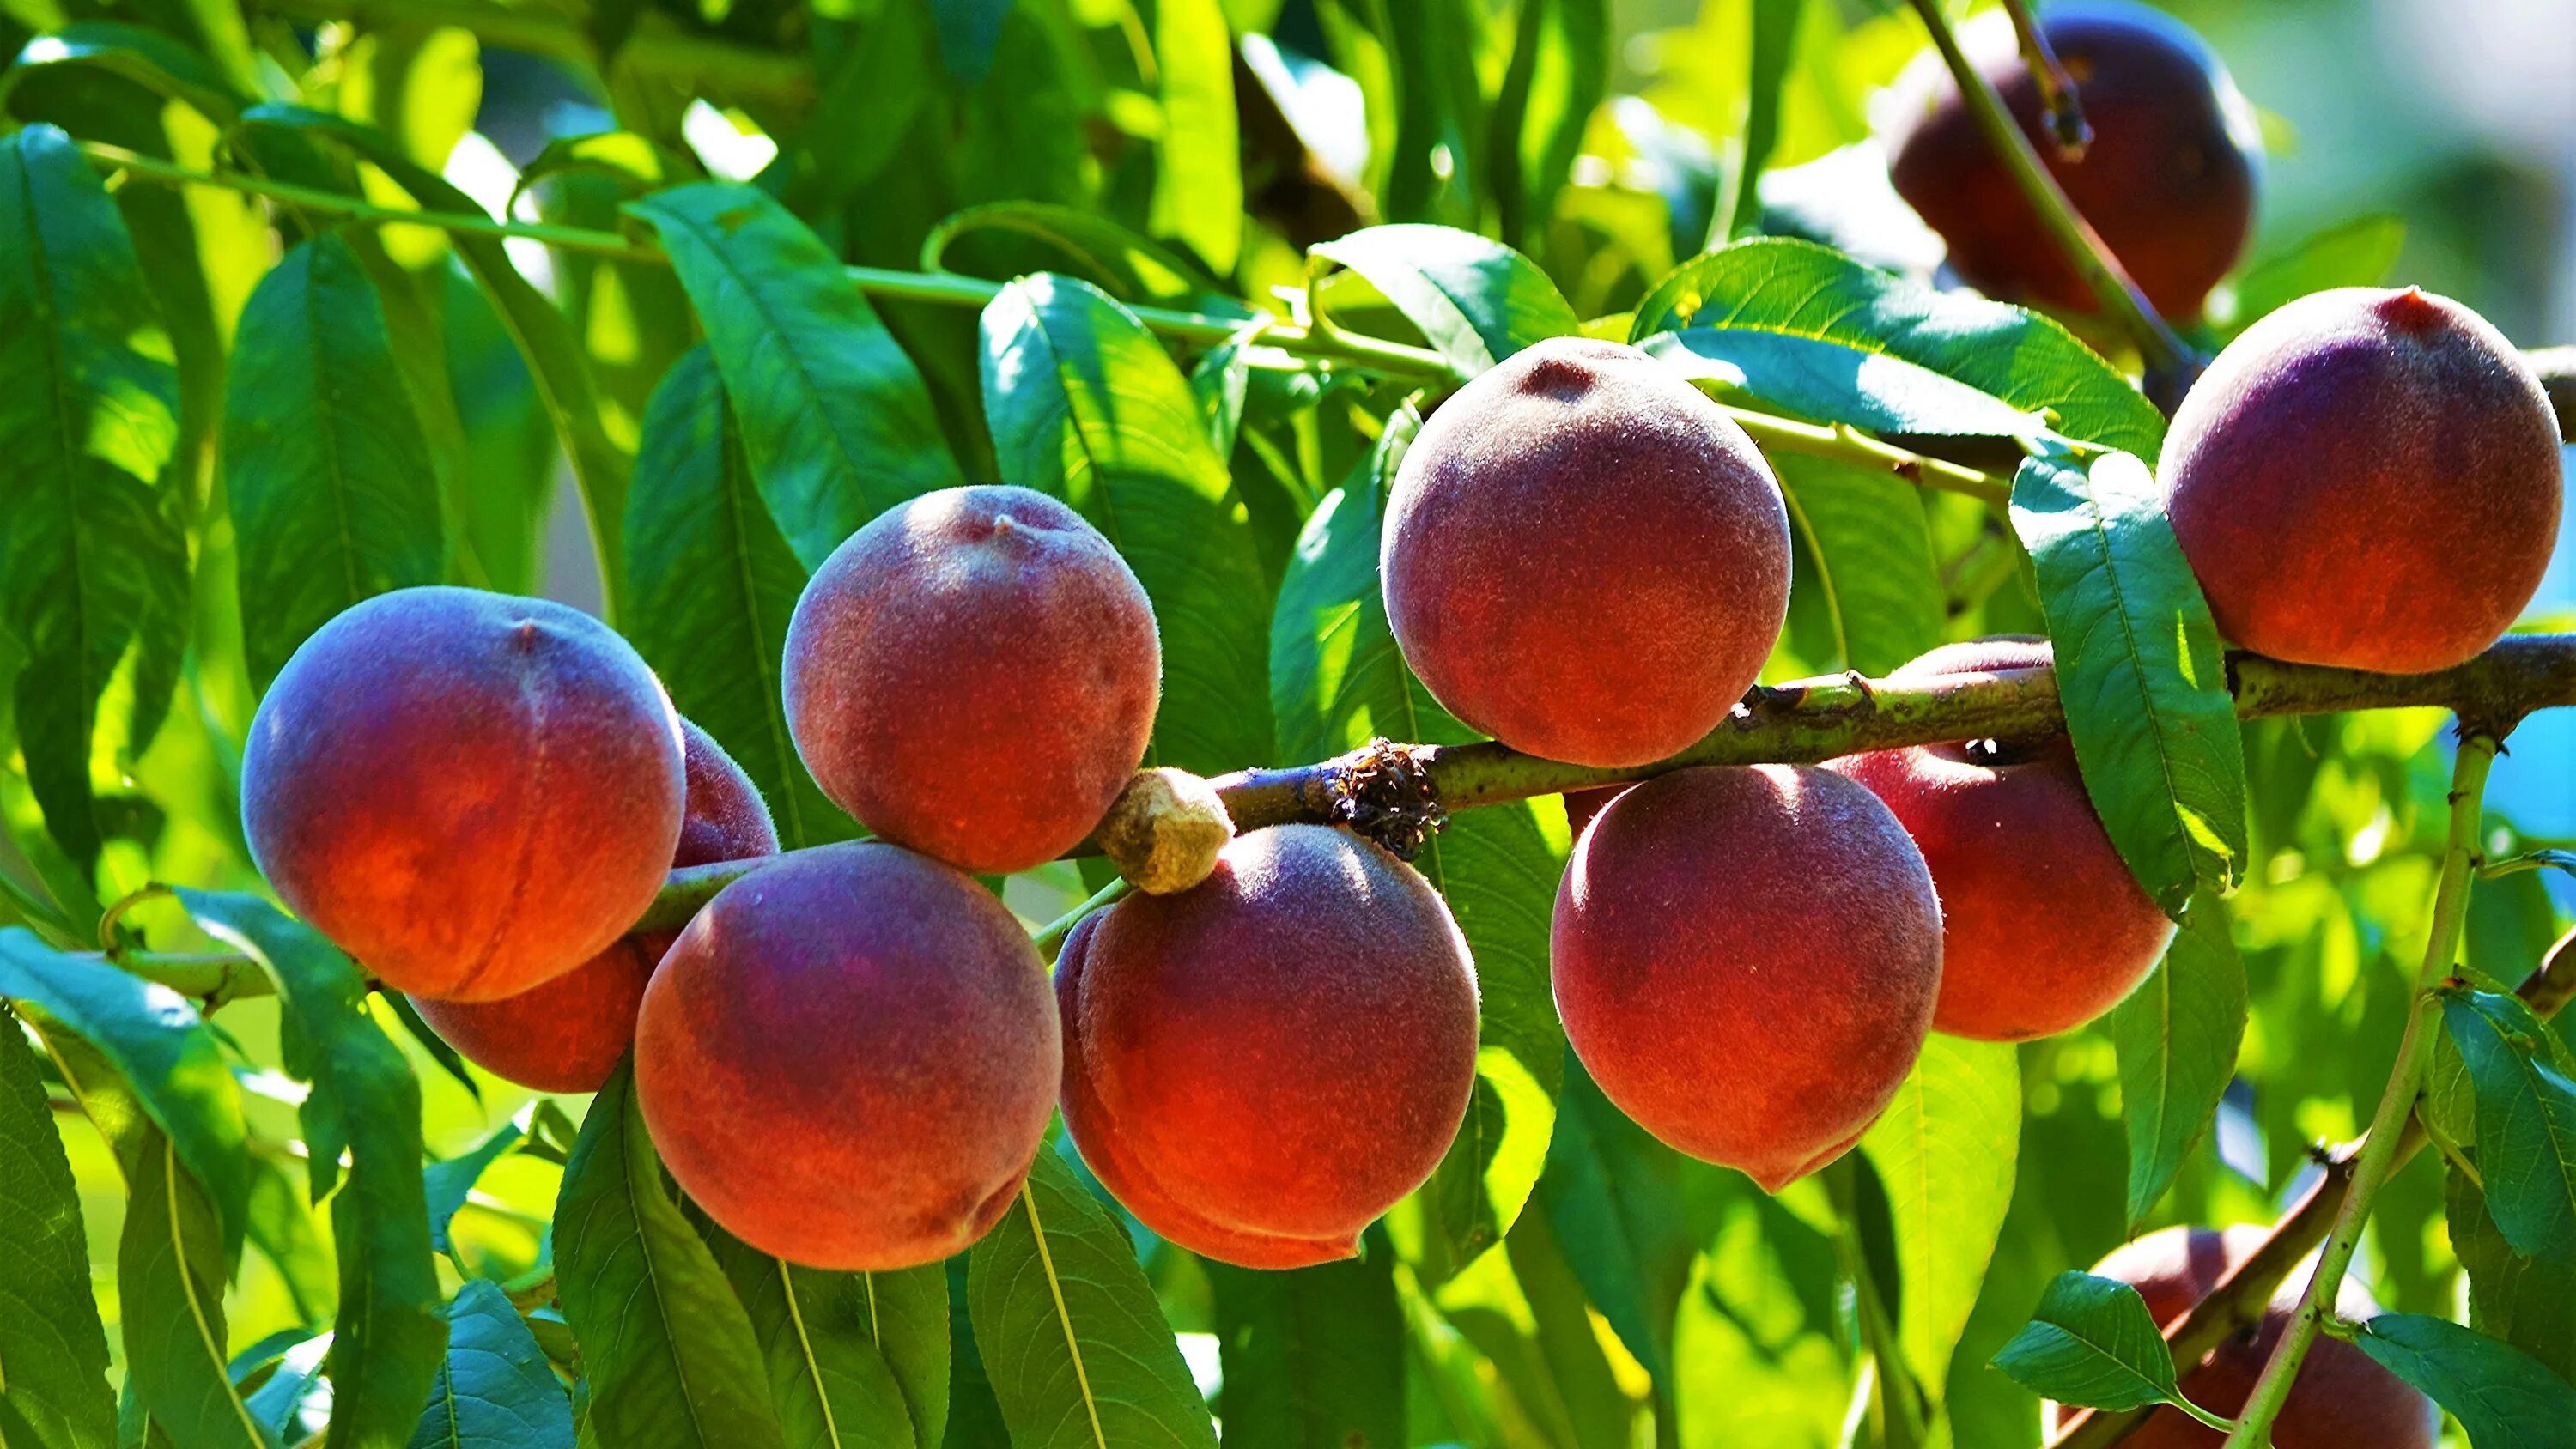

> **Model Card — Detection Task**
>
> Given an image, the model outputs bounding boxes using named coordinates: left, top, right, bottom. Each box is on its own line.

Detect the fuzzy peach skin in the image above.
left=1380, top=336, right=1792, bottom=768
left=635, top=841, right=1059, bottom=1270
left=1057, top=824, right=1480, bottom=1269
left=783, top=484, right=1160, bottom=874
left=2161, top=286, right=2561, bottom=673
left=1552, top=765, right=1941, bottom=1190
left=2043, top=1226, right=2439, bottom=1449
left=1829, top=637, right=2174, bottom=1042
left=411, top=718, right=779, bottom=1093
left=1883, top=1, right=2258, bottom=318
left=242, top=586, right=684, bottom=1001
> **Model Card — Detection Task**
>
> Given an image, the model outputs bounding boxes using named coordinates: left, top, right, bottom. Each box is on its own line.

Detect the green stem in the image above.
left=2216, top=733, right=2498, bottom=1449
left=2170, top=1397, right=2238, bottom=1434
left=1998, top=0, right=2092, bottom=155
left=1900, top=0, right=2195, bottom=377
left=1031, top=877, right=1131, bottom=958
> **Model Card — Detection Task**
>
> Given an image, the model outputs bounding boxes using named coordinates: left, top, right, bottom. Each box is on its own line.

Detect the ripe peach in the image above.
left=2161, top=286, right=2562, bottom=672
left=1057, top=824, right=1479, bottom=1269
left=635, top=841, right=1059, bottom=1270
left=1829, top=638, right=2172, bottom=1041
left=1552, top=765, right=1941, bottom=1189
left=1380, top=336, right=1791, bottom=768
left=782, top=485, right=1160, bottom=874
left=2044, top=1226, right=2439, bottom=1448
left=1882, top=3, right=2258, bottom=318
left=241, top=586, right=684, bottom=1001
left=411, top=718, right=779, bottom=1093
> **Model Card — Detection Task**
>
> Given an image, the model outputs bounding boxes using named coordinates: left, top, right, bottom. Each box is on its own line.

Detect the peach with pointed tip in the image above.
left=410, top=718, right=780, bottom=1093
left=1551, top=764, right=1941, bottom=1190
left=2161, top=286, right=2561, bottom=672
left=1057, top=824, right=1480, bottom=1269
left=242, top=586, right=685, bottom=1001
left=1828, top=638, right=2174, bottom=1042
left=635, top=841, right=1059, bottom=1270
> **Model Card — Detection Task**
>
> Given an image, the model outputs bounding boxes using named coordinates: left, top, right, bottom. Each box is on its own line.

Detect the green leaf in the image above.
left=555, top=1064, right=786, bottom=1449
left=1722, top=0, right=1802, bottom=240
left=1309, top=225, right=1582, bottom=376
left=0, top=928, right=249, bottom=1257
left=1375, top=0, right=1487, bottom=227
left=1989, top=1272, right=2181, bottom=1412
left=409, top=1280, right=576, bottom=1449
left=764, top=2, right=933, bottom=217
left=966, top=1148, right=1216, bottom=1449
left=2352, top=1313, right=2576, bottom=1449
left=629, top=182, right=962, bottom=570
left=426, top=1119, right=524, bottom=1259
left=701, top=1222, right=946, bottom=1449
left=2225, top=215, right=2405, bottom=334
left=2108, top=895, right=2246, bottom=1228
left=176, top=891, right=448, bottom=1449
left=980, top=273, right=1274, bottom=774
left=0, top=122, right=188, bottom=872
left=622, top=347, right=848, bottom=850
left=1267, top=412, right=1565, bottom=1275
left=1488, top=0, right=1607, bottom=246
left=441, top=263, right=557, bottom=597
left=1149, top=0, right=1241, bottom=274
left=2447, top=1166, right=2576, bottom=1385
left=223, top=230, right=444, bottom=688
left=924, top=203, right=1230, bottom=311
left=2011, top=444, right=2247, bottom=913
left=1534, top=1063, right=1704, bottom=1385
left=3, top=21, right=248, bottom=124
left=2439, top=988, right=2576, bottom=1263
left=1631, top=239, right=2164, bottom=455
left=0, top=1004, right=115, bottom=1449
left=120, top=1132, right=274, bottom=1448
left=1206, top=1250, right=1404, bottom=1449
left=1774, top=453, right=1944, bottom=677
left=1859, top=1035, right=2022, bottom=1408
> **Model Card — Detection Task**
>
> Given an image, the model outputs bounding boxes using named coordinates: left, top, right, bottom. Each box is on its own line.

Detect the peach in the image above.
left=634, top=841, right=1059, bottom=1269
left=1380, top=336, right=1792, bottom=768
left=2044, top=1225, right=2439, bottom=1448
left=2161, top=286, right=2562, bottom=672
left=1057, top=824, right=1479, bottom=1268
left=1552, top=765, right=1941, bottom=1189
left=241, top=586, right=684, bottom=1000
left=782, top=485, right=1160, bottom=874
left=1882, top=2, right=2258, bottom=318
left=411, top=718, right=779, bottom=1093
left=1829, top=638, right=2173, bottom=1041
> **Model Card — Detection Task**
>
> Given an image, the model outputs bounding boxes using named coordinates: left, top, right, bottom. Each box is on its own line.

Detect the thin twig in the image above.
left=2000, top=0, right=2093, bottom=157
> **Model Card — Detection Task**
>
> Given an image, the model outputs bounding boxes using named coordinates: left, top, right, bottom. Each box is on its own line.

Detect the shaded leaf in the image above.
left=408, top=1280, right=575, bottom=1449
left=1989, top=1273, right=2179, bottom=1411
left=0, top=1003, right=115, bottom=1449
left=2447, top=1166, right=2576, bottom=1385
left=629, top=183, right=961, bottom=570
left=1859, top=1035, right=2022, bottom=1405
left=120, top=1134, right=273, bottom=1448
left=967, top=1148, right=1215, bottom=1449
left=925, top=203, right=1227, bottom=310
left=2440, top=988, right=2576, bottom=1263
left=2011, top=445, right=2246, bottom=913
left=701, top=1221, right=941, bottom=1449
left=1774, top=453, right=1943, bottom=677
left=1309, top=225, right=1581, bottom=376
left=981, top=273, right=1273, bottom=774
left=3, top=21, right=247, bottom=124
left=2353, top=1313, right=2576, bottom=1449
left=1206, top=1248, right=1403, bottom=1449
left=1488, top=0, right=1607, bottom=246
left=2108, top=895, right=2246, bottom=1228
left=426, top=1119, right=524, bottom=1259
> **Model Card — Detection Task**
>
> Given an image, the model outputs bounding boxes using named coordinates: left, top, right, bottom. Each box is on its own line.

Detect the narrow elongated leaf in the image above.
left=2109, top=895, right=2246, bottom=1228
left=1632, top=239, right=2164, bottom=455
left=0, top=1005, right=115, bottom=1449
left=1534, top=1064, right=1703, bottom=1385
left=177, top=892, right=447, bottom=1449
left=2440, top=988, right=2576, bottom=1263
left=1989, top=1273, right=2180, bottom=1411
left=2226, top=215, right=2405, bottom=333
left=247, top=1156, right=336, bottom=1327
left=924, top=203, right=1227, bottom=310
left=2447, top=1167, right=2576, bottom=1384
left=426, top=1119, right=524, bottom=1258
left=0, top=929, right=249, bottom=1255
left=2353, top=1313, right=2576, bottom=1449
left=1724, top=0, right=1801, bottom=239
left=1774, top=454, right=1943, bottom=677
left=224, top=230, right=443, bottom=686
left=409, top=1280, right=575, bottom=1449
left=3, top=21, right=249, bottom=123
left=2011, top=445, right=2246, bottom=913
left=1149, top=0, right=1240, bottom=274
left=623, top=347, right=848, bottom=849
left=967, top=1148, right=1215, bottom=1449
left=981, top=273, right=1273, bottom=774
left=1206, top=1250, right=1404, bottom=1449
left=1859, top=1035, right=2021, bottom=1405
left=1488, top=0, right=1607, bottom=246
left=555, top=1064, right=786, bottom=1449
left=630, top=183, right=961, bottom=568
left=0, top=123, right=187, bottom=871
left=1267, top=414, right=1564, bottom=1274
left=120, top=1134, right=274, bottom=1448
left=1309, top=225, right=1582, bottom=376
left=702, top=1221, right=941, bottom=1449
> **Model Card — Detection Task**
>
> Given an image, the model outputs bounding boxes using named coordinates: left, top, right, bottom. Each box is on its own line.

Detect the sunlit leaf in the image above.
left=1989, top=1272, right=2179, bottom=1411
left=2109, top=895, right=2246, bottom=1228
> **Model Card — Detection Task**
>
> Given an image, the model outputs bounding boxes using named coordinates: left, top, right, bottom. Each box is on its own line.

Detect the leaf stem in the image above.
left=2215, top=732, right=2497, bottom=1449
left=1031, top=878, right=1131, bottom=957
left=1999, top=0, right=2093, bottom=157
left=1899, top=0, right=2195, bottom=378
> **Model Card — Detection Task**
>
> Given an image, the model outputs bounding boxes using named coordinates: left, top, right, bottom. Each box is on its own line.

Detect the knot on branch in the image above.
left=1318, top=738, right=1447, bottom=861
